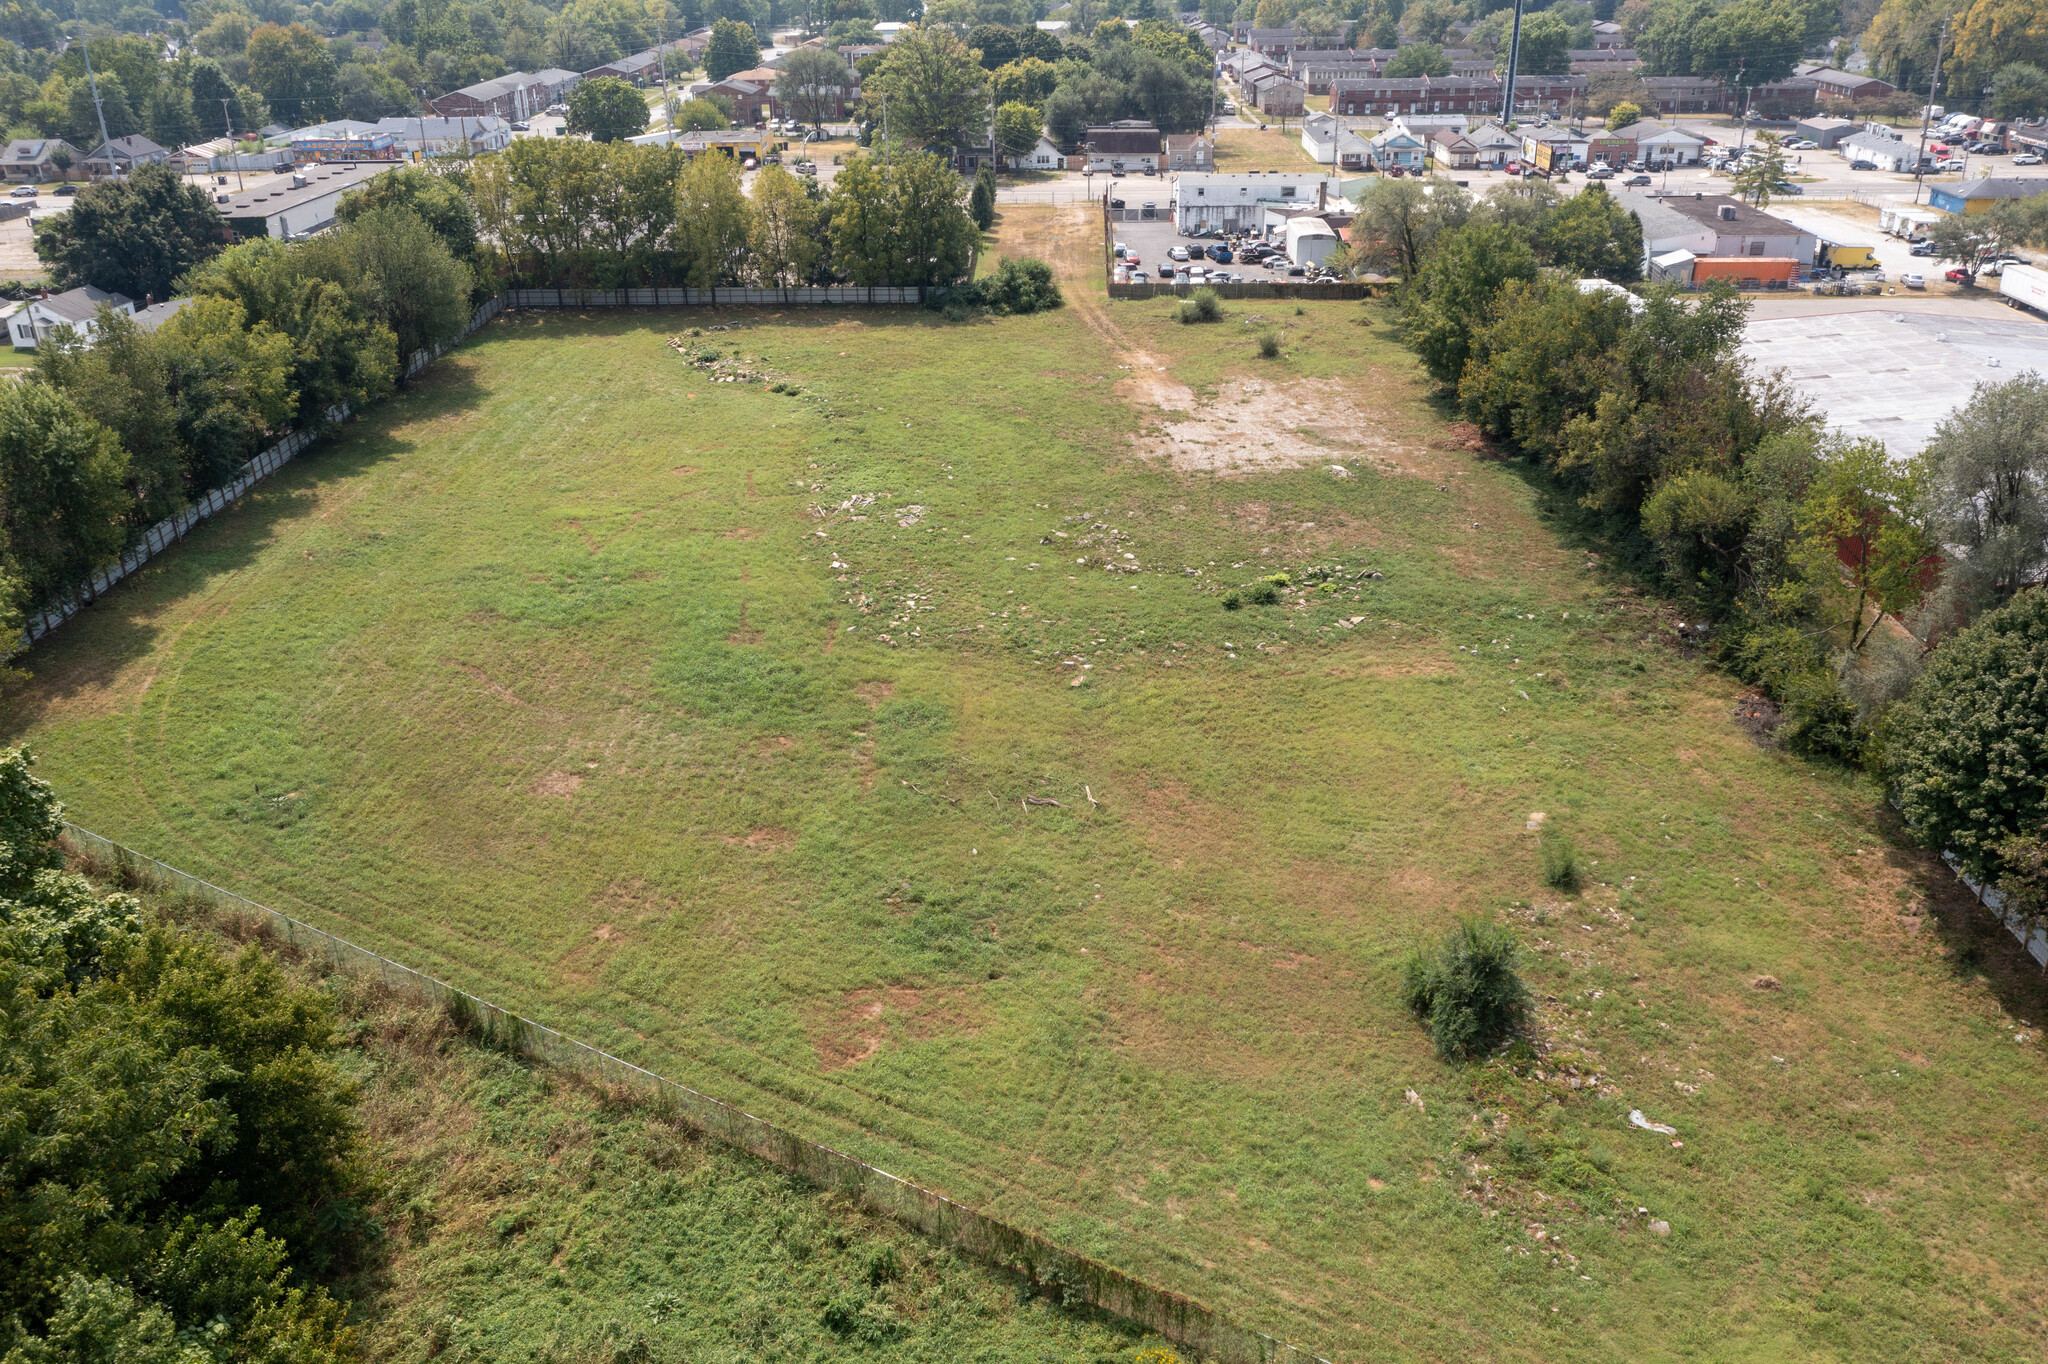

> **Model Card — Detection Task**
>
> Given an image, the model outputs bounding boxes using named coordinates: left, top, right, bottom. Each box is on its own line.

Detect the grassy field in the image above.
left=11, top=205, right=2048, bottom=1361
left=1211, top=127, right=1322, bottom=171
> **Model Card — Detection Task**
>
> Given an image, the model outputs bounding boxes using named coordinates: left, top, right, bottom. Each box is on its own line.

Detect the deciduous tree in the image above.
left=675, top=149, right=753, bottom=287
left=0, top=385, right=129, bottom=610
left=748, top=163, right=822, bottom=285
left=568, top=74, right=650, bottom=142
left=862, top=25, right=988, bottom=149
left=704, top=17, right=760, bottom=80
left=32, top=164, right=225, bottom=301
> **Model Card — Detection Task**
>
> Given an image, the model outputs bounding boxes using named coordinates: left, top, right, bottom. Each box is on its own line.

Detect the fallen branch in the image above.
left=1084, top=785, right=1100, bottom=807
left=1022, top=796, right=1065, bottom=809
left=904, top=780, right=958, bottom=805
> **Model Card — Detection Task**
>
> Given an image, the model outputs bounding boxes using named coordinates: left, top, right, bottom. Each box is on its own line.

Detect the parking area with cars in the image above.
left=1109, top=216, right=1342, bottom=285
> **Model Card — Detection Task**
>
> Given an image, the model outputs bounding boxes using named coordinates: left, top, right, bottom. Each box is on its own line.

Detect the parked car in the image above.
left=1850, top=159, right=1877, bottom=170
left=1286, top=265, right=1305, bottom=276
left=53, top=183, right=75, bottom=195
left=546, top=103, right=568, bottom=115
left=1945, top=267, right=1974, bottom=284
left=1207, top=244, right=1233, bottom=263
left=1584, top=164, right=1614, bottom=180
left=1938, top=157, right=1966, bottom=171
left=1623, top=173, right=1652, bottom=186
left=1168, top=245, right=1189, bottom=261
left=793, top=162, right=816, bottom=176
left=1109, top=198, right=1125, bottom=208
left=1113, top=241, right=1129, bottom=258
left=2016, top=154, right=2044, bottom=165
left=1910, top=241, right=1937, bottom=256
left=1110, top=168, right=1125, bottom=177
left=1980, top=144, right=2008, bottom=155
left=1901, top=272, right=1925, bottom=288
left=1786, top=139, right=1817, bottom=150
left=7, top=185, right=33, bottom=198
left=1130, top=269, right=1149, bottom=283
left=1124, top=254, right=1140, bottom=267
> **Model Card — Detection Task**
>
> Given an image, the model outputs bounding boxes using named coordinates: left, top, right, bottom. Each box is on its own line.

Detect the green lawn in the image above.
left=11, top=219, right=2048, bottom=1361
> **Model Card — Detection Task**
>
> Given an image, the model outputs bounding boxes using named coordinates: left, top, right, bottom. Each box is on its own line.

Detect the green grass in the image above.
left=319, top=951, right=1166, bottom=1363
left=10, top=254, right=2048, bottom=1361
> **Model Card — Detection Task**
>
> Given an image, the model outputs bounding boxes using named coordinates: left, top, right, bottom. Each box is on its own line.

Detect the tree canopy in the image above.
left=32, top=164, right=225, bottom=301
left=568, top=74, right=651, bottom=142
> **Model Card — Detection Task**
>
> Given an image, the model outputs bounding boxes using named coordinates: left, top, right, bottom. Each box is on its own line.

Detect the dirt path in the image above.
left=1022, top=203, right=1445, bottom=478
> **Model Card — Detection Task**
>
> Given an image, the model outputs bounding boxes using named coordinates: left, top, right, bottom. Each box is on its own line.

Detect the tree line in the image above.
left=0, top=745, right=365, bottom=1362
left=470, top=136, right=977, bottom=289
left=2, top=164, right=473, bottom=635
left=1389, top=176, right=2048, bottom=928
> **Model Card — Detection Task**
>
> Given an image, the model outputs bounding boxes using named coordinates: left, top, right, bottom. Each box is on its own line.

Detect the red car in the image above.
left=1504, top=160, right=1522, bottom=175
left=1944, top=267, right=1974, bottom=284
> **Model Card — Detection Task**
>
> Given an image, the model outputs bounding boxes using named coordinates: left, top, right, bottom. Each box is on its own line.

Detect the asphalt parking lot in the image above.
left=1109, top=216, right=1311, bottom=280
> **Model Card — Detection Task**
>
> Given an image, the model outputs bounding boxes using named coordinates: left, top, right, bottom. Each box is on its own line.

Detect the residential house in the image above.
left=1245, top=27, right=1301, bottom=57
left=1425, top=126, right=1483, bottom=169
left=1614, top=189, right=1817, bottom=273
left=130, top=297, right=193, bottom=333
left=1839, top=126, right=1923, bottom=173
left=1462, top=120, right=1522, bottom=167
left=1929, top=177, right=2048, bottom=216
left=428, top=70, right=577, bottom=120
left=1170, top=170, right=1344, bottom=233
left=1795, top=64, right=1894, bottom=102
left=1640, top=74, right=1731, bottom=114
left=374, top=116, right=512, bottom=157
left=1243, top=69, right=1307, bottom=115
left=8, top=285, right=134, bottom=350
left=1006, top=133, right=1065, bottom=171
left=1367, top=124, right=1426, bottom=172
left=1300, top=112, right=1368, bottom=168
left=1164, top=133, right=1213, bottom=172
left=1749, top=75, right=1819, bottom=118
left=583, top=41, right=696, bottom=87
left=1569, top=48, right=1640, bottom=73
left=82, top=134, right=169, bottom=177
left=1591, top=20, right=1628, bottom=48
left=1333, top=75, right=1497, bottom=117
left=1, top=137, right=81, bottom=182
left=1609, top=119, right=1706, bottom=165
left=1795, top=116, right=1858, bottom=148
left=1083, top=120, right=1163, bottom=172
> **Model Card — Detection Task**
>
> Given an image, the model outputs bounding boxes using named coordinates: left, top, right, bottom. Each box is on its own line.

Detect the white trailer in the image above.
left=2002, top=262, right=2048, bottom=317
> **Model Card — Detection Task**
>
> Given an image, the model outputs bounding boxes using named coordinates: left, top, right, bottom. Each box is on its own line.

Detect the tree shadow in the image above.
left=1, top=361, right=487, bottom=738
left=1872, top=805, right=2048, bottom=1023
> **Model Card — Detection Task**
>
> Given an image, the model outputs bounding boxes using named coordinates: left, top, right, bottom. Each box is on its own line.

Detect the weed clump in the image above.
left=1256, top=330, right=1280, bottom=359
left=1246, top=580, right=1280, bottom=606
left=1221, top=591, right=1243, bottom=610
left=1539, top=832, right=1580, bottom=890
left=1400, top=919, right=1531, bottom=1061
left=1176, top=287, right=1222, bottom=324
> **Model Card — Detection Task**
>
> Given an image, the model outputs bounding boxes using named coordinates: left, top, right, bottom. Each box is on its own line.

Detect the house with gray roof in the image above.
left=2, top=138, right=81, bottom=183
left=8, top=285, right=135, bottom=350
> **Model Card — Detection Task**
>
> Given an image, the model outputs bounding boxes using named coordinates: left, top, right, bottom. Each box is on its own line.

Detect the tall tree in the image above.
left=246, top=22, right=340, bottom=122
left=153, top=296, right=297, bottom=492
left=1916, top=376, right=2048, bottom=624
left=33, top=309, right=186, bottom=528
left=32, top=164, right=225, bottom=301
left=0, top=385, right=129, bottom=610
left=827, top=152, right=897, bottom=285
left=675, top=150, right=753, bottom=287
left=1540, top=183, right=1642, bottom=280
left=299, top=207, right=473, bottom=369
left=1689, top=0, right=1804, bottom=91
left=887, top=149, right=975, bottom=286
left=776, top=47, right=851, bottom=130
left=333, top=165, right=479, bottom=265
left=704, top=17, right=760, bottom=80
left=567, top=74, right=650, bottom=142
left=748, top=164, right=823, bottom=285
left=862, top=25, right=988, bottom=149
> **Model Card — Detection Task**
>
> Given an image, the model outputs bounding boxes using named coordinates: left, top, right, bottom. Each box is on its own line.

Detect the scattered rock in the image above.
left=1751, top=975, right=1781, bottom=991
left=1649, top=1220, right=1671, bottom=1237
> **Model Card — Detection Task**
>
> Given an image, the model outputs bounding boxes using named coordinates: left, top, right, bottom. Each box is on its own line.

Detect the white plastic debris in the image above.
left=1628, top=1110, right=1678, bottom=1136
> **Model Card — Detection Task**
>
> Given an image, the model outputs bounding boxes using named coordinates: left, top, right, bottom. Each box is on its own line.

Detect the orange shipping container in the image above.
left=1689, top=256, right=1799, bottom=288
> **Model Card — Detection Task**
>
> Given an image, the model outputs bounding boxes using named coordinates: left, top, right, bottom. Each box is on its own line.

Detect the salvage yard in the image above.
left=9, top=205, right=2047, bottom=1362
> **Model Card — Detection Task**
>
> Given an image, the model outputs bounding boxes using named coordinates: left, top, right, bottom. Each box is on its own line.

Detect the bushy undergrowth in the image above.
left=944, top=257, right=1063, bottom=318
left=1400, top=920, right=1531, bottom=1061
left=1539, top=831, right=1580, bottom=890
left=1175, top=288, right=1221, bottom=324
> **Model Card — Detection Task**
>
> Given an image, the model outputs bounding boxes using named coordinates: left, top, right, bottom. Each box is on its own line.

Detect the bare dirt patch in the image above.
left=529, top=771, right=582, bottom=797
left=1131, top=373, right=1435, bottom=476
left=721, top=825, right=795, bottom=852
left=449, top=660, right=526, bottom=705
left=808, top=984, right=986, bottom=1071
left=854, top=680, right=895, bottom=707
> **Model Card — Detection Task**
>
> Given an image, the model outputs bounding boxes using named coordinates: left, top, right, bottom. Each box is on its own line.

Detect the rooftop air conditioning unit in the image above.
left=215, top=192, right=229, bottom=203
left=291, top=173, right=308, bottom=188
left=1718, top=203, right=1737, bottom=220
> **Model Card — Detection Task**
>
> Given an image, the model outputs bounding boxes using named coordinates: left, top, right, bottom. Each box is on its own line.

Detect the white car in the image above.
left=1113, top=241, right=1129, bottom=258
left=1901, top=272, right=1925, bottom=289
left=2017, top=154, right=2044, bottom=165
left=1167, top=245, right=1189, bottom=261
left=7, top=185, right=34, bottom=198
left=1130, top=269, right=1149, bottom=283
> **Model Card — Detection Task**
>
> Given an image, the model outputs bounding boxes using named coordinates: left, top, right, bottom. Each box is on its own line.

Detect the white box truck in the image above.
left=2003, top=262, right=2048, bottom=316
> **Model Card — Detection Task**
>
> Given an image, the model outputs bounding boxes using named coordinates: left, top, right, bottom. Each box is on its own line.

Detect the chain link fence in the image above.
left=62, top=823, right=1331, bottom=1364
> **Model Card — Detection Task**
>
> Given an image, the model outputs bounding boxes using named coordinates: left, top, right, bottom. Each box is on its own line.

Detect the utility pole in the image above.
left=1499, top=0, right=1526, bottom=127
left=1913, top=11, right=1951, bottom=206
left=220, top=98, right=244, bottom=191
left=79, top=36, right=117, bottom=179
left=1734, top=62, right=1752, bottom=158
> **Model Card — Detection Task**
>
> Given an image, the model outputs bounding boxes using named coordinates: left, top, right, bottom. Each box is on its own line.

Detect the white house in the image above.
left=1610, top=120, right=1706, bottom=166
left=1615, top=189, right=1819, bottom=272
left=1366, top=125, right=1426, bottom=171
left=1840, top=126, right=1923, bottom=173
left=1300, top=113, right=1370, bottom=169
left=8, top=285, right=134, bottom=350
left=1006, top=133, right=1064, bottom=171
left=1171, top=171, right=1345, bottom=233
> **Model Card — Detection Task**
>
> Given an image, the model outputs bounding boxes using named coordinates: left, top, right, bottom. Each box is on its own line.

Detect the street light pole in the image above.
left=1499, top=0, right=1526, bottom=127
left=1913, top=11, right=1951, bottom=206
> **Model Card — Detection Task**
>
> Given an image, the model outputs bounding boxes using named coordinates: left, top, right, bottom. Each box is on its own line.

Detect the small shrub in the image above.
left=1176, top=287, right=1222, bottom=323
left=1399, top=919, right=1531, bottom=1061
left=1262, top=571, right=1291, bottom=588
left=943, top=257, right=1063, bottom=317
left=1221, top=591, right=1243, bottom=610
left=1539, top=832, right=1580, bottom=890
left=1247, top=580, right=1280, bottom=606
left=1257, top=329, right=1280, bottom=358
left=864, top=1244, right=902, bottom=1286
left=1293, top=305, right=1305, bottom=315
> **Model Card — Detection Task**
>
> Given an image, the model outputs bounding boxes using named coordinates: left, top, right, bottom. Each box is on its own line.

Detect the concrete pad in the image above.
left=1742, top=301, right=2048, bottom=457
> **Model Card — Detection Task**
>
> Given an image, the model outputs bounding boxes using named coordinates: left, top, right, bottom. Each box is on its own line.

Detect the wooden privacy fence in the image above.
left=505, top=285, right=937, bottom=307
left=62, top=824, right=1332, bottom=1364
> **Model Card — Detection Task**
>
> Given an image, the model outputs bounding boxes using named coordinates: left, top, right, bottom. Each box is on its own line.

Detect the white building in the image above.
left=1170, top=171, right=1346, bottom=233
left=1006, top=133, right=1064, bottom=171
left=8, top=285, right=134, bottom=350
left=1610, top=119, right=1707, bottom=166
left=1614, top=189, right=1819, bottom=271
left=213, top=162, right=393, bottom=241
left=1284, top=215, right=1340, bottom=266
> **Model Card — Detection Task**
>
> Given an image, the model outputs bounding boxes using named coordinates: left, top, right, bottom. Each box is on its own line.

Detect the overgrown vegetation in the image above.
left=1400, top=920, right=1531, bottom=1061
left=1175, top=287, right=1221, bottom=325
